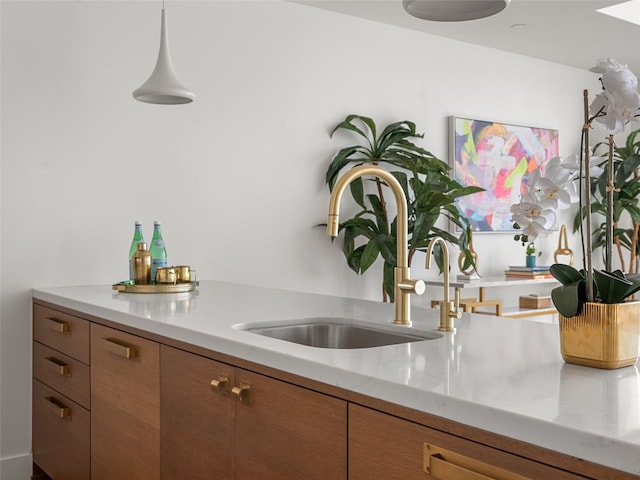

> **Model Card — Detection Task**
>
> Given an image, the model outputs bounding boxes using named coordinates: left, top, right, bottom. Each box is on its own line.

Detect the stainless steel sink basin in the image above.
left=235, top=317, right=442, bottom=349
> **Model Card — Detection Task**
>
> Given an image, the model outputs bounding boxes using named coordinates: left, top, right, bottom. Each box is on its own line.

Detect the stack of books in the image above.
left=505, top=265, right=554, bottom=279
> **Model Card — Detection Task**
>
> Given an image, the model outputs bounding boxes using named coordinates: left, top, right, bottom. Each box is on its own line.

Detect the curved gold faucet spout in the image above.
left=327, top=165, right=424, bottom=325
left=426, top=236, right=461, bottom=332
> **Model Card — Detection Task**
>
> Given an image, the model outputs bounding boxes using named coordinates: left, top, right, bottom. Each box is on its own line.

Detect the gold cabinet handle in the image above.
left=210, top=375, right=230, bottom=396
left=231, top=382, right=252, bottom=404
left=102, top=337, right=139, bottom=359
left=424, top=444, right=532, bottom=480
left=45, top=396, right=71, bottom=419
left=45, top=356, right=71, bottom=376
left=46, top=317, right=70, bottom=333
left=429, top=454, right=494, bottom=480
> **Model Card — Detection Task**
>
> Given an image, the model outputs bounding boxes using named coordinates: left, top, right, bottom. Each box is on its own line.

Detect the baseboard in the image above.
left=1, top=453, right=33, bottom=480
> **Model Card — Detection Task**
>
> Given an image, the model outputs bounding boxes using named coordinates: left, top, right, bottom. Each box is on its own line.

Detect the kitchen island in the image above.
left=32, top=281, right=640, bottom=479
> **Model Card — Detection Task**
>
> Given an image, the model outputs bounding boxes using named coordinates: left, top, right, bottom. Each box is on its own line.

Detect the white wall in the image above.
left=0, top=1, right=600, bottom=477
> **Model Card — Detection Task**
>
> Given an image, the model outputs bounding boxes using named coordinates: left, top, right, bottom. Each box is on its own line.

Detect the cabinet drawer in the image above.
left=33, top=304, right=90, bottom=364
left=33, top=379, right=90, bottom=480
left=33, top=341, right=90, bottom=409
left=349, top=404, right=589, bottom=480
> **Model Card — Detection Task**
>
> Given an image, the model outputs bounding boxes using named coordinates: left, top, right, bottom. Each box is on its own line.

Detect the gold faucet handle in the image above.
left=398, top=279, right=426, bottom=296
left=439, top=301, right=459, bottom=332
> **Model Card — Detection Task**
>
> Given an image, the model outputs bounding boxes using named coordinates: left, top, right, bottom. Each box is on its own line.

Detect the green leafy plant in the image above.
left=550, top=264, right=640, bottom=317
left=574, top=127, right=640, bottom=272
left=525, top=242, right=539, bottom=257
left=325, top=114, right=483, bottom=301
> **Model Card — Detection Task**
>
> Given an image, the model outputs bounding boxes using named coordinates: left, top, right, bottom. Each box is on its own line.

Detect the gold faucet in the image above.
left=426, top=237, right=461, bottom=332
left=327, top=165, right=425, bottom=325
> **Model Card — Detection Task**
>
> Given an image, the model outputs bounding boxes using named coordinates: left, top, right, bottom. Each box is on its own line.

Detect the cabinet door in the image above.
left=91, top=324, right=160, bottom=480
left=349, top=404, right=589, bottom=480
left=33, top=379, right=90, bottom=480
left=160, top=345, right=235, bottom=479
left=234, top=369, right=347, bottom=480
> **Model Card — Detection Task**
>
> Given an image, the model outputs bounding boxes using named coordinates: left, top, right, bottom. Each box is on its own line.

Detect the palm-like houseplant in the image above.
left=574, top=127, right=640, bottom=273
left=325, top=114, right=483, bottom=302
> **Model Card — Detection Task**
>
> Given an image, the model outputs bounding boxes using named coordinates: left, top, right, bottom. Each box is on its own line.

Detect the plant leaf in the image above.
left=349, top=177, right=365, bottom=209
left=359, top=238, right=380, bottom=274
left=593, top=270, right=633, bottom=303
left=551, top=281, right=584, bottom=317
left=550, top=264, right=584, bottom=285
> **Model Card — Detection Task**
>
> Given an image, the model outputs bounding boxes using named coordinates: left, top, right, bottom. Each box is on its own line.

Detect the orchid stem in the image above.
left=583, top=89, right=594, bottom=302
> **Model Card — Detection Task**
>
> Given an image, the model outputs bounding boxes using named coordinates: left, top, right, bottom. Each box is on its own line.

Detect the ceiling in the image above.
left=295, top=0, right=640, bottom=77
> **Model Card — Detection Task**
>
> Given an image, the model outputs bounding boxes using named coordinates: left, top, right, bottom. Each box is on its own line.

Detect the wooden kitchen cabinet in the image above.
left=160, top=345, right=347, bottom=480
left=233, top=368, right=347, bottom=479
left=160, top=345, right=235, bottom=479
left=91, top=323, right=160, bottom=480
left=33, top=299, right=634, bottom=480
left=32, top=304, right=91, bottom=480
left=348, top=404, right=590, bottom=480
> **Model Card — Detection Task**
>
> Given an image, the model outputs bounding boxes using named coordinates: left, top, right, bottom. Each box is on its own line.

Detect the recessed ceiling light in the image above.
left=402, top=0, right=510, bottom=22
left=597, top=0, right=640, bottom=27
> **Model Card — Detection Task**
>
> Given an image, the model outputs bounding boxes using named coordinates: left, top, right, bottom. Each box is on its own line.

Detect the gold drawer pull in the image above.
left=45, top=356, right=72, bottom=376
left=429, top=455, right=493, bottom=480
left=210, top=375, right=230, bottom=395
left=231, top=382, right=252, bottom=404
left=45, top=396, right=71, bottom=419
left=46, top=317, right=70, bottom=333
left=102, top=337, right=138, bottom=359
left=424, top=444, right=532, bottom=480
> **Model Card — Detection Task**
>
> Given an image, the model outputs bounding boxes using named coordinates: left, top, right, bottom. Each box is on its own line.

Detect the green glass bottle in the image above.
left=150, top=221, right=168, bottom=282
left=128, top=221, right=145, bottom=281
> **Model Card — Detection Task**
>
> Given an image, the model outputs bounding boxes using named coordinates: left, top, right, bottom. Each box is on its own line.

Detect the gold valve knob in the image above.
left=210, top=375, right=230, bottom=396
left=231, top=382, right=252, bottom=404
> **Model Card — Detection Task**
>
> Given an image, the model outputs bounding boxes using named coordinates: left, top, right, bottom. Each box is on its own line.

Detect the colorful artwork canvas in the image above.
left=450, top=116, right=559, bottom=232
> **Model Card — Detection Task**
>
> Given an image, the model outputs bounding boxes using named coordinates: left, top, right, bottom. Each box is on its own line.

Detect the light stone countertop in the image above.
left=32, top=280, right=640, bottom=476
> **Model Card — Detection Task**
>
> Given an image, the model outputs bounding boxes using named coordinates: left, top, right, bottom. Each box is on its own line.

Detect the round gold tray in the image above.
left=112, top=282, right=198, bottom=294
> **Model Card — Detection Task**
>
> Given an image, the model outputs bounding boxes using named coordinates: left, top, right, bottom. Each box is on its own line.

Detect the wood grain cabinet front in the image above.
left=32, top=303, right=91, bottom=480
left=348, top=404, right=591, bottom=480
left=160, top=345, right=348, bottom=480
left=33, top=300, right=633, bottom=480
left=90, top=323, right=160, bottom=480
left=33, top=303, right=90, bottom=364
left=32, top=380, right=90, bottom=480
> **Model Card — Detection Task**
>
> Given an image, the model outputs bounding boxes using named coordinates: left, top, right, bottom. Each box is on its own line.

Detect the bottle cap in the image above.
left=134, top=220, right=142, bottom=225
left=154, top=221, right=161, bottom=226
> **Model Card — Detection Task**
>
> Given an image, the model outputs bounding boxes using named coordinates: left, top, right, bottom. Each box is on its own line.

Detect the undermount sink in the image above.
left=235, top=317, right=442, bottom=349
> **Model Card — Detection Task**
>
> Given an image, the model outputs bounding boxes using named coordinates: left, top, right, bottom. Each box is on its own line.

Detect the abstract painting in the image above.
left=450, top=116, right=559, bottom=232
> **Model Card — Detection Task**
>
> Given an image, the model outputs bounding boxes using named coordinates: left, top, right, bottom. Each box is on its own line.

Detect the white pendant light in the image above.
left=402, top=0, right=510, bottom=22
left=133, top=2, right=195, bottom=105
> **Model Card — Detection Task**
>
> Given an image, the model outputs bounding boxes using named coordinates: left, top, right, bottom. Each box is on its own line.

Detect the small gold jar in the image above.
left=174, top=265, right=196, bottom=283
left=155, top=266, right=177, bottom=285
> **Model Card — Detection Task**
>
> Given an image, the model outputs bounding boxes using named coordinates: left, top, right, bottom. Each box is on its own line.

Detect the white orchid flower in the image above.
left=588, top=57, right=640, bottom=134
left=527, top=156, right=579, bottom=208
left=602, top=64, right=638, bottom=95
left=589, top=58, right=627, bottom=75
left=532, top=177, right=576, bottom=210
left=560, top=152, right=605, bottom=179
left=590, top=89, right=640, bottom=135
left=510, top=201, right=557, bottom=241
